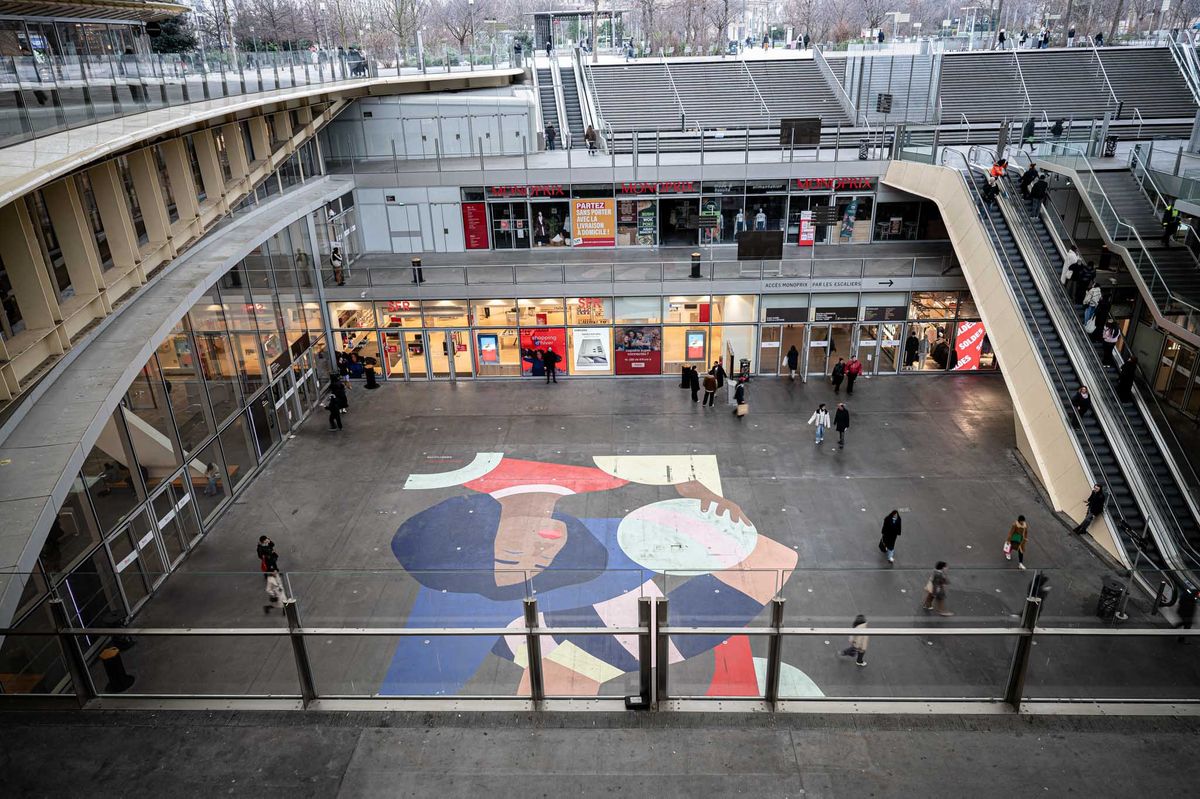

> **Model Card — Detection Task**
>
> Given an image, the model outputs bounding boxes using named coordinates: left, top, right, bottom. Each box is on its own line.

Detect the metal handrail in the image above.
left=1086, top=36, right=1121, bottom=115
left=741, top=60, right=772, bottom=127
left=1037, top=141, right=1200, bottom=335
left=1167, top=31, right=1200, bottom=106
left=1010, top=49, right=1033, bottom=118
left=940, top=147, right=1142, bottom=566
left=661, top=59, right=686, bottom=130
left=994, top=171, right=1200, bottom=572
left=814, top=45, right=863, bottom=128
left=580, top=56, right=607, bottom=134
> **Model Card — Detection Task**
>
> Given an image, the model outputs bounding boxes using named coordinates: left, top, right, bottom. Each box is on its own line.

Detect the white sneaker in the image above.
left=1005, top=553, right=1011, bottom=560
left=1018, top=563, right=1027, bottom=570
left=856, top=661, right=867, bottom=667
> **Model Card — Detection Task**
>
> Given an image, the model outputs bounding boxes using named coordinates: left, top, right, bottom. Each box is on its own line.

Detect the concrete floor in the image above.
left=2, top=710, right=1198, bottom=798
left=103, top=373, right=1200, bottom=703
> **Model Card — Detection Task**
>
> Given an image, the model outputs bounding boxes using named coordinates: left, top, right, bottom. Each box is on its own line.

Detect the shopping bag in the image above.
left=736, top=403, right=749, bottom=417
left=1003, top=541, right=1012, bottom=555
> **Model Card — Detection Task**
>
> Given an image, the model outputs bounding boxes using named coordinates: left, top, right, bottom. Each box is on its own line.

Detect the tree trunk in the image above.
left=1108, top=0, right=1124, bottom=41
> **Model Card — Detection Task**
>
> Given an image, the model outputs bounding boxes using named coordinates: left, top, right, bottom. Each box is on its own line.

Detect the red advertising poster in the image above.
left=615, top=326, right=662, bottom=375
left=686, top=330, right=706, bottom=361
left=953, top=321, right=986, bottom=371
left=798, top=210, right=816, bottom=246
left=462, top=202, right=489, bottom=250
left=519, top=327, right=568, bottom=375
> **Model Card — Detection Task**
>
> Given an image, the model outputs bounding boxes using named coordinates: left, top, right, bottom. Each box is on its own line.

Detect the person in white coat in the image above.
left=839, top=614, right=869, bottom=666
left=807, top=403, right=831, bottom=444
left=1060, top=245, right=1081, bottom=285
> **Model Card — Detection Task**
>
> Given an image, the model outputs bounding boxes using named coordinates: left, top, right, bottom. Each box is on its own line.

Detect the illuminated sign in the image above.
left=792, top=177, right=876, bottom=192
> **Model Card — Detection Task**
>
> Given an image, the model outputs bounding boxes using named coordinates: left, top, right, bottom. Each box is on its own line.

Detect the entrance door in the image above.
left=430, top=203, right=465, bottom=252
left=248, top=392, right=282, bottom=459
left=404, top=332, right=430, bottom=379
left=758, top=326, right=782, bottom=374
left=878, top=323, right=902, bottom=374
left=808, top=324, right=853, bottom=375
left=659, top=197, right=699, bottom=247
left=383, top=331, right=407, bottom=379
left=150, top=477, right=201, bottom=568
left=427, top=330, right=474, bottom=379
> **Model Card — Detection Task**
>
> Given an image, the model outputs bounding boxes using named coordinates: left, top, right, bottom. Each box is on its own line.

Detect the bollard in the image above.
left=99, top=646, right=136, bottom=692
left=411, top=256, right=425, bottom=284
left=690, top=251, right=702, bottom=279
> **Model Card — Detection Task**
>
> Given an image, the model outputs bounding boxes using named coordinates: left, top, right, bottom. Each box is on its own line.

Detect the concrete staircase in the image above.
left=747, top=61, right=851, bottom=125
left=587, top=63, right=682, bottom=131
left=1098, top=48, right=1197, bottom=118
left=937, top=51, right=1026, bottom=122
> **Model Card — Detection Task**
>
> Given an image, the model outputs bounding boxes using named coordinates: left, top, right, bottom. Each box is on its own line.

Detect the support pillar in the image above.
left=222, top=122, right=250, bottom=181
left=249, top=115, right=271, bottom=167
left=160, top=137, right=200, bottom=225
left=192, top=129, right=226, bottom=203
left=127, top=147, right=170, bottom=249
left=0, top=200, right=60, bottom=330
left=42, top=178, right=104, bottom=302
left=85, top=161, right=140, bottom=275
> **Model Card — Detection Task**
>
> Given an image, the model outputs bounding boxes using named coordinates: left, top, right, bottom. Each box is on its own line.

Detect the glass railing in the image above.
left=0, top=47, right=520, bottom=149
left=2, top=567, right=1195, bottom=707
left=1035, top=141, right=1200, bottom=337
left=323, top=255, right=955, bottom=289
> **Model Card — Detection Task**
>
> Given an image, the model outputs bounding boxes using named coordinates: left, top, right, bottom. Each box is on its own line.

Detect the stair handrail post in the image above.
left=741, top=59, right=771, bottom=128
left=1010, top=48, right=1033, bottom=122
left=1087, top=36, right=1121, bottom=117
left=661, top=59, right=685, bottom=131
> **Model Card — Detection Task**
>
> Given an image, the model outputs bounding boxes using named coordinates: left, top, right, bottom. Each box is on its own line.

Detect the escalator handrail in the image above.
left=996, top=181, right=1200, bottom=572
left=938, top=148, right=1140, bottom=561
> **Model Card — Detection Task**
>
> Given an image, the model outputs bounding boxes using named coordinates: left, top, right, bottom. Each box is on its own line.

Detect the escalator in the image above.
left=951, top=159, right=1156, bottom=568
left=559, top=66, right=586, bottom=147
left=997, top=166, right=1200, bottom=571
left=536, top=67, right=559, bottom=134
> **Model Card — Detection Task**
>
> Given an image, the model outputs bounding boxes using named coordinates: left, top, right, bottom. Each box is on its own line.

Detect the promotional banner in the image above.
left=615, top=326, right=662, bottom=375
left=686, top=330, right=706, bottom=361
left=839, top=198, right=858, bottom=240
left=462, top=202, right=489, bottom=250
left=572, top=198, right=616, bottom=247
left=571, top=327, right=612, bottom=371
left=519, top=327, right=568, bottom=375
left=953, top=321, right=986, bottom=371
left=799, top=210, right=816, bottom=246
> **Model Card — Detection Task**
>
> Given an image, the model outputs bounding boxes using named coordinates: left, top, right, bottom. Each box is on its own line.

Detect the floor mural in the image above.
left=384, top=453, right=820, bottom=697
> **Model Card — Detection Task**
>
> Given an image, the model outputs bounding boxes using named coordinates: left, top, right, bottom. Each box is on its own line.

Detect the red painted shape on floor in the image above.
left=706, top=634, right=758, bottom=696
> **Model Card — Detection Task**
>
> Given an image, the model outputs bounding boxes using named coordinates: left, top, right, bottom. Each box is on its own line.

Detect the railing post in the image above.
left=654, top=597, right=669, bottom=707
left=628, top=596, right=653, bottom=709
left=524, top=597, right=545, bottom=704
left=765, top=597, right=785, bottom=708
left=283, top=598, right=317, bottom=707
left=49, top=598, right=95, bottom=707
left=1002, top=594, right=1041, bottom=711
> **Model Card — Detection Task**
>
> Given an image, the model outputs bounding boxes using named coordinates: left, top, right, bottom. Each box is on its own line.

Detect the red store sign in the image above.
left=487, top=184, right=567, bottom=198
left=793, top=177, right=876, bottom=192
left=618, top=181, right=697, bottom=195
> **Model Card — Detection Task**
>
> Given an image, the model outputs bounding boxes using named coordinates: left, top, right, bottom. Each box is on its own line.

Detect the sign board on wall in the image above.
left=764, top=306, right=809, bottom=323
left=572, top=198, right=616, bottom=247
left=462, top=202, right=489, bottom=249
left=519, top=328, right=568, bottom=375
left=863, top=305, right=907, bottom=322
left=614, top=326, right=662, bottom=375
left=572, top=327, right=611, bottom=371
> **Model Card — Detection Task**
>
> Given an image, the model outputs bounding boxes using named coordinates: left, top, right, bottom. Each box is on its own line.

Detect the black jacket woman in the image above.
left=879, top=510, right=901, bottom=563
left=785, top=345, right=800, bottom=379
left=904, top=333, right=920, bottom=369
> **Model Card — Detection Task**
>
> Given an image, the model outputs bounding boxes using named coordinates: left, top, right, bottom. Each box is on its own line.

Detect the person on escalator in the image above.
left=1060, top=244, right=1081, bottom=285
left=1028, top=175, right=1049, bottom=213
left=1074, top=261, right=1096, bottom=304
left=1071, top=484, right=1107, bottom=535
left=1019, top=164, right=1039, bottom=197
left=1069, top=386, right=1092, bottom=429
left=1117, top=356, right=1139, bottom=401
left=1082, top=283, right=1103, bottom=330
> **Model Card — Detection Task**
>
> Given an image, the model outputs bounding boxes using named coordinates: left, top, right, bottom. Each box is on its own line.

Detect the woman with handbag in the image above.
left=1004, top=515, right=1029, bottom=569
left=732, top=376, right=748, bottom=418
left=921, top=561, right=953, bottom=616
left=838, top=614, right=869, bottom=667
left=879, top=510, right=901, bottom=564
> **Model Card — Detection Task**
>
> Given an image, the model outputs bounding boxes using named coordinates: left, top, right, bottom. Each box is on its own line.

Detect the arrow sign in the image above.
left=878, top=279, right=895, bottom=286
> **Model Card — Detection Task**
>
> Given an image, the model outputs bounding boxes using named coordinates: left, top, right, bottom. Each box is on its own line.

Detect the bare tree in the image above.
left=707, top=0, right=734, bottom=54
left=862, top=0, right=888, bottom=33
left=442, top=0, right=485, bottom=49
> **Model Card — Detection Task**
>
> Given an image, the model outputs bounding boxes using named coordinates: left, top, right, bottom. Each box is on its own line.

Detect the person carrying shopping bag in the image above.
left=1004, top=515, right=1029, bottom=569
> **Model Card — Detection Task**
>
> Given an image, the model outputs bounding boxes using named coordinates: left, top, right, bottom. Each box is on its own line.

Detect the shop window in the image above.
left=711, top=295, right=756, bottom=323
left=517, top=298, right=565, bottom=326
left=909, top=291, right=957, bottom=320
left=189, top=438, right=227, bottom=522
left=662, top=327, right=710, bottom=373
left=787, top=195, right=830, bottom=245
left=909, top=320, right=952, bottom=371
left=336, top=333, right=381, bottom=379
left=196, top=331, right=242, bottom=423
left=664, top=296, right=710, bottom=324
left=471, top=299, right=515, bottom=327
left=80, top=413, right=143, bottom=535
left=474, top=329, right=522, bottom=376
left=329, top=301, right=376, bottom=328
left=421, top=299, right=470, bottom=328
left=188, top=284, right=227, bottom=332
left=155, top=323, right=214, bottom=452
left=832, top=195, right=873, bottom=245
left=218, top=413, right=258, bottom=490
left=743, top=186, right=787, bottom=233
left=566, top=297, right=612, bottom=325
left=234, top=333, right=266, bottom=395
left=122, top=354, right=183, bottom=474
left=615, top=296, right=661, bottom=324
left=951, top=321, right=997, bottom=371
left=956, top=292, right=979, bottom=319
left=301, top=302, right=323, bottom=332
left=530, top=202, right=572, bottom=247
left=712, top=326, right=756, bottom=374
left=873, top=201, right=923, bottom=241
left=617, top=200, right=656, bottom=246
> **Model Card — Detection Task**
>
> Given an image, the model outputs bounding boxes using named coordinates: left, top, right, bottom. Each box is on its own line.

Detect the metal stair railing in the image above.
left=549, top=58, right=570, bottom=147
left=660, top=59, right=687, bottom=131
left=1127, top=143, right=1200, bottom=259
left=990, top=159, right=1200, bottom=572
left=1036, top=140, right=1200, bottom=342
left=813, top=46, right=860, bottom=126
left=579, top=55, right=608, bottom=139
left=1167, top=30, right=1200, bottom=107
left=1086, top=36, right=1121, bottom=117
left=741, top=60, right=772, bottom=128
left=1011, top=49, right=1033, bottom=120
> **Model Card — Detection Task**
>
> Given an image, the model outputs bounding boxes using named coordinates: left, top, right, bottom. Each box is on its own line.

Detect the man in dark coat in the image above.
left=687, top=364, right=701, bottom=402
left=834, top=402, right=850, bottom=449
left=709, top=360, right=726, bottom=388
left=785, top=345, right=800, bottom=380
left=830, top=357, right=846, bottom=393
left=879, top=510, right=901, bottom=563
left=1117, top=356, right=1139, bottom=401
left=328, top=375, right=348, bottom=430
left=1072, top=484, right=1107, bottom=534
left=542, top=347, right=561, bottom=383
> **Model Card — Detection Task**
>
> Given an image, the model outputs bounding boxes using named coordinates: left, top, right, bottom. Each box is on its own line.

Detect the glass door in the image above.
left=404, top=331, right=430, bottom=379
left=427, top=330, right=474, bottom=379
left=150, top=476, right=201, bottom=567
left=105, top=509, right=162, bottom=613
left=447, top=329, right=474, bottom=378
left=857, top=325, right=880, bottom=373
left=383, top=331, right=407, bottom=380
left=878, top=323, right=901, bottom=374
left=808, top=324, right=830, bottom=375
left=758, top=325, right=782, bottom=374
left=781, top=324, right=806, bottom=376
left=248, top=391, right=281, bottom=459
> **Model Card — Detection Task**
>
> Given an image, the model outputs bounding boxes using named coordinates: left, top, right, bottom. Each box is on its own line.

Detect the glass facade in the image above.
left=1, top=218, right=328, bottom=690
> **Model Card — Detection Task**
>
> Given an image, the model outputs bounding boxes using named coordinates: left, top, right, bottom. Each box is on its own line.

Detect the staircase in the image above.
left=587, top=63, right=682, bottom=131
left=535, top=67, right=560, bottom=134
left=670, top=62, right=772, bottom=129
left=746, top=61, right=851, bottom=125
left=558, top=66, right=586, bottom=147
left=938, top=52, right=1026, bottom=122
left=1099, top=48, right=1197, bottom=118
left=840, top=54, right=937, bottom=123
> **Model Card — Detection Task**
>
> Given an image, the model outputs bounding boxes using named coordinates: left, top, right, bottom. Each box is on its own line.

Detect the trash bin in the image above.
left=1096, top=575, right=1126, bottom=620
left=1103, top=135, right=1119, bottom=158
left=739, top=358, right=751, bottom=379
left=99, top=646, right=135, bottom=692
left=858, top=140, right=870, bottom=160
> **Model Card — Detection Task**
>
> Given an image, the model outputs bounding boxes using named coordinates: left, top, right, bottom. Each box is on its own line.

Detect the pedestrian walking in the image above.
left=542, top=347, right=561, bottom=383
left=1117, top=356, right=1138, bottom=401
left=584, top=125, right=597, bottom=155
left=1094, top=31, right=1103, bottom=46
left=262, top=548, right=284, bottom=613
left=330, top=246, right=345, bottom=286
left=710, top=359, right=726, bottom=388
left=1067, top=26, right=1076, bottom=47
left=204, top=462, right=220, bottom=496
left=838, top=615, right=869, bottom=666
left=702, top=370, right=717, bottom=406
left=1072, top=483, right=1107, bottom=534
left=834, top=402, right=850, bottom=449
left=904, top=330, right=920, bottom=369
left=807, top=403, right=830, bottom=444
left=1059, top=244, right=1081, bottom=285
left=327, top=375, right=348, bottom=430
left=1177, top=587, right=1197, bottom=644
left=1069, top=385, right=1092, bottom=429
left=830, top=357, right=846, bottom=393
left=997, top=29, right=1007, bottom=49
left=921, top=561, right=954, bottom=615
left=687, top=364, right=701, bottom=402
left=1161, top=213, right=1180, bottom=248
left=785, top=345, right=800, bottom=380
left=257, top=535, right=275, bottom=568
left=845, top=355, right=863, bottom=395
left=1004, top=515, right=1029, bottom=569
left=879, top=510, right=901, bottom=563
left=732, top=376, right=748, bottom=418
left=545, top=123, right=557, bottom=151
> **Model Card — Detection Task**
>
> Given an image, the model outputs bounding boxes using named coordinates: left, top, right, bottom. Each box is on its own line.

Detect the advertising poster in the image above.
left=519, top=327, right=568, bottom=375
left=462, top=202, right=490, bottom=250
left=477, top=334, right=499, bottom=364
left=799, top=210, right=816, bottom=246
left=686, top=330, right=706, bottom=361
left=839, top=198, right=858, bottom=240
left=637, top=204, right=657, bottom=245
left=572, top=198, right=616, bottom=247
left=953, top=321, right=986, bottom=371
left=572, top=327, right=611, bottom=371
left=615, top=326, right=662, bottom=375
